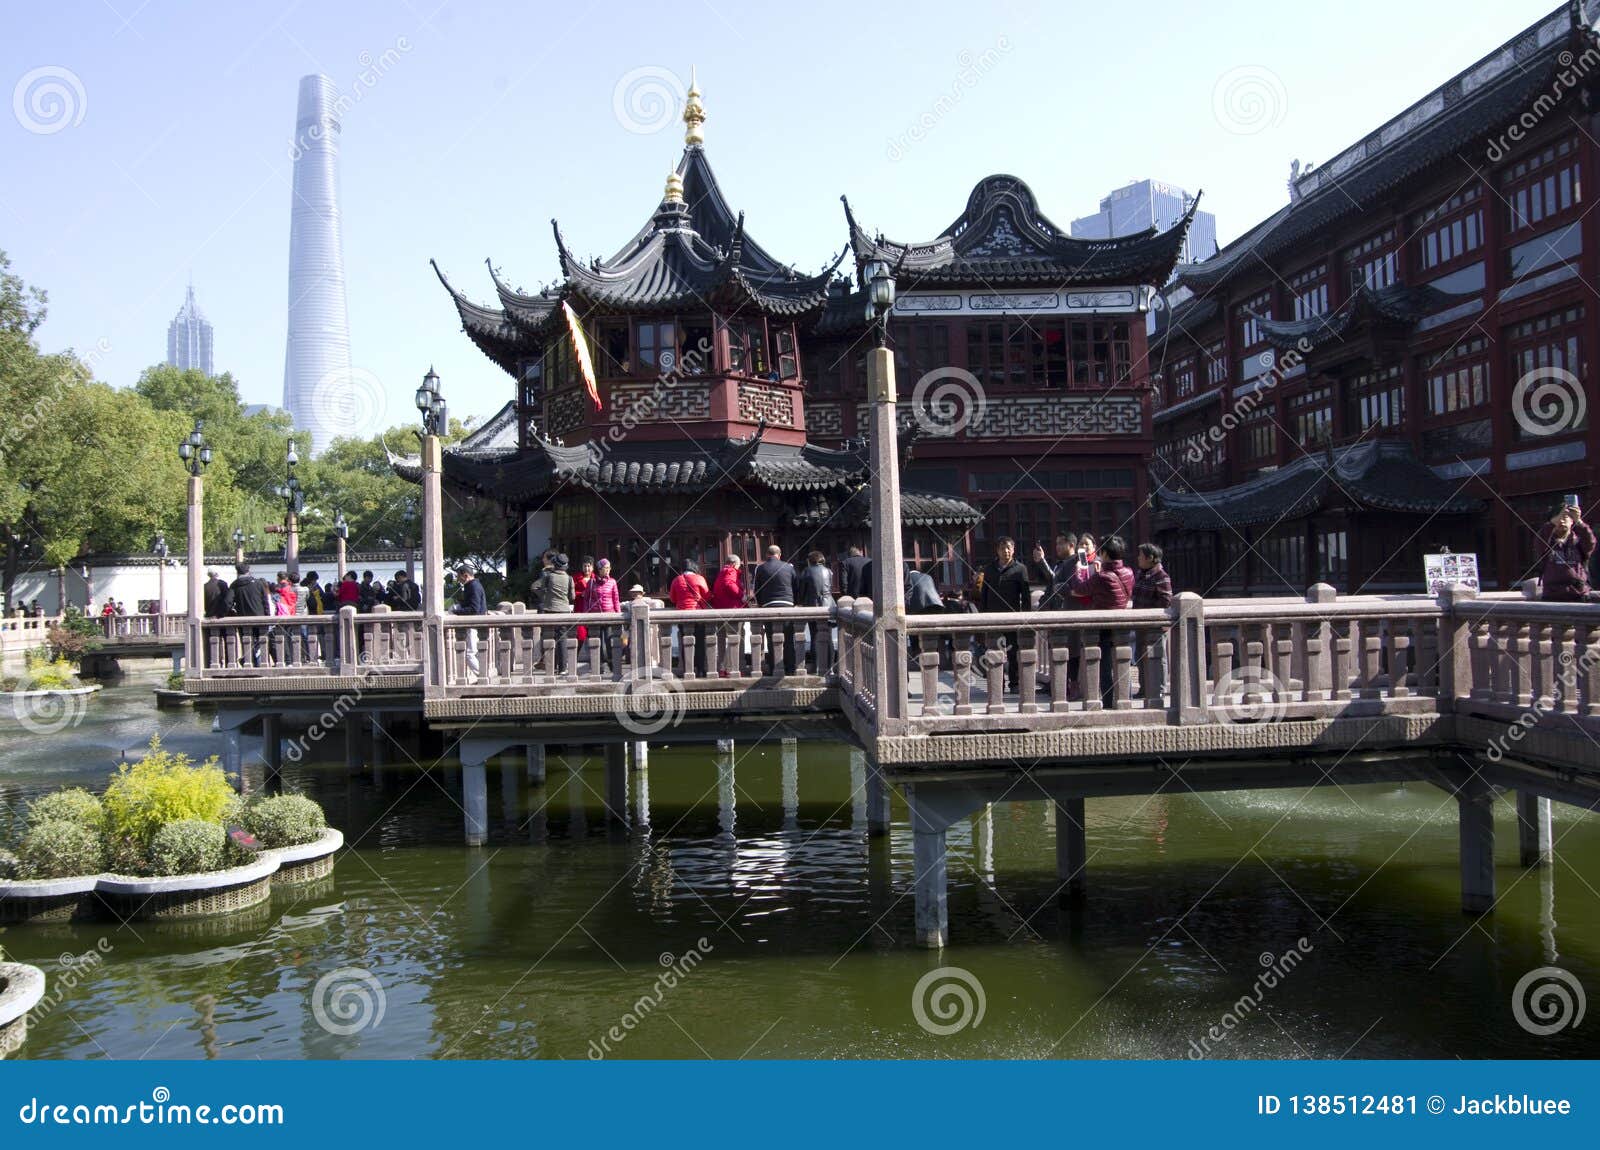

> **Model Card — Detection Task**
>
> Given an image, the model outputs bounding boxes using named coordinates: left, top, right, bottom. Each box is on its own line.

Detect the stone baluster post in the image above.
left=866, top=345, right=908, bottom=734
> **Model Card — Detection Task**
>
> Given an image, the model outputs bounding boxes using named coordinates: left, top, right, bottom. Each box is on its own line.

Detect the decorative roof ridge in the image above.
left=430, top=258, right=511, bottom=327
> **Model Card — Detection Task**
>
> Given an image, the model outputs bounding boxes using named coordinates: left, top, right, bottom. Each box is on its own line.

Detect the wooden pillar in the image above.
left=1517, top=791, right=1553, bottom=868
left=1457, top=774, right=1496, bottom=914
left=1055, top=796, right=1087, bottom=903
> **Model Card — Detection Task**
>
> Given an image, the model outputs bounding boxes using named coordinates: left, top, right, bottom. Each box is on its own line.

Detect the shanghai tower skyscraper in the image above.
left=282, top=74, right=352, bottom=455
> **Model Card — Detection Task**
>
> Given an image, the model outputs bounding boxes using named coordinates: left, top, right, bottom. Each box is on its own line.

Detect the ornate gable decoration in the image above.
left=962, top=206, right=1048, bottom=258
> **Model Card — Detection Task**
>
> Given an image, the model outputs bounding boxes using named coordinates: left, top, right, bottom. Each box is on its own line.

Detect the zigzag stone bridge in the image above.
left=182, top=585, right=1600, bottom=947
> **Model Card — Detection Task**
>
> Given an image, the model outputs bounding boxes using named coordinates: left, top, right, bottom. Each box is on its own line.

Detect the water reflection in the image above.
left=2, top=679, right=1599, bottom=1059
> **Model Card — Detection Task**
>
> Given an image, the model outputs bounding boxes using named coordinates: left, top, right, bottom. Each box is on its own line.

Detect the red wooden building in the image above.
left=417, top=78, right=1194, bottom=590
left=1151, top=2, right=1600, bottom=594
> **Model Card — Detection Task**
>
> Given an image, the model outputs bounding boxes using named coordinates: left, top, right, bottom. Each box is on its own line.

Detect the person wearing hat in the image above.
left=534, top=553, right=575, bottom=671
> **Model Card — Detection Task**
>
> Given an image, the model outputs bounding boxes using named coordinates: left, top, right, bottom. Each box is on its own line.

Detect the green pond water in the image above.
left=2, top=676, right=1597, bottom=1060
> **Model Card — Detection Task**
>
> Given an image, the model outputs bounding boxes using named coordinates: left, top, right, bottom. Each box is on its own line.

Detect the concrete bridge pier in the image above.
left=344, top=717, right=364, bottom=774
left=902, top=782, right=988, bottom=949
left=1054, top=797, right=1087, bottom=904
left=1517, top=791, right=1553, bottom=867
left=260, top=714, right=283, bottom=796
left=171, top=649, right=184, bottom=675
left=459, top=736, right=524, bottom=846
left=567, top=758, right=588, bottom=838
left=849, top=749, right=868, bottom=831
left=604, top=744, right=628, bottom=825
left=716, top=738, right=735, bottom=754
left=526, top=743, right=547, bottom=785
left=633, top=743, right=651, bottom=830
left=865, top=757, right=891, bottom=839
left=370, top=712, right=389, bottom=769
left=501, top=758, right=519, bottom=822
left=781, top=739, right=799, bottom=832
left=716, top=746, right=736, bottom=838
left=1456, top=774, right=1496, bottom=914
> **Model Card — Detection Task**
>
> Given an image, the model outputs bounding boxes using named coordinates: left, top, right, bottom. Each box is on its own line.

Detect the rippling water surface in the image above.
left=3, top=677, right=1598, bottom=1059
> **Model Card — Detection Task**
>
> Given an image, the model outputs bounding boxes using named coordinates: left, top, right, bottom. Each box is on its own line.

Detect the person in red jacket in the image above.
left=669, top=559, right=711, bottom=676
left=708, top=555, right=748, bottom=676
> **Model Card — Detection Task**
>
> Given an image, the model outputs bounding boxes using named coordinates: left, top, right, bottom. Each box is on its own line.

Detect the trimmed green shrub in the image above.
left=246, top=794, right=326, bottom=848
left=23, top=648, right=78, bottom=688
left=103, top=835, right=149, bottom=877
left=147, top=819, right=228, bottom=876
left=25, top=787, right=103, bottom=831
left=0, top=848, right=18, bottom=879
left=101, top=736, right=234, bottom=847
left=17, top=819, right=104, bottom=879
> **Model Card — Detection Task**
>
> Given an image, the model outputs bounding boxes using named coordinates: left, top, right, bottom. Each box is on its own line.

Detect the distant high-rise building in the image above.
left=1071, top=178, right=1217, bottom=267
left=282, top=74, right=353, bottom=455
left=166, top=282, right=214, bottom=376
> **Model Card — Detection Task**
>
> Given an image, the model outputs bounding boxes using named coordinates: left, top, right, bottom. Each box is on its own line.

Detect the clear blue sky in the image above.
left=1, top=0, right=1564, bottom=430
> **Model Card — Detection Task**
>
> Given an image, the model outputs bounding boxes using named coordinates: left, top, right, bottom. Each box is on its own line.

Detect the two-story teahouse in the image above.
left=1151, top=3, right=1600, bottom=594
left=410, top=78, right=1198, bottom=591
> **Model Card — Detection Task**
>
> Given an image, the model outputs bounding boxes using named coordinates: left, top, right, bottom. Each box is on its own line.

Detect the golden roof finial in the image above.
left=683, top=67, right=705, bottom=147
left=664, top=166, right=685, bottom=204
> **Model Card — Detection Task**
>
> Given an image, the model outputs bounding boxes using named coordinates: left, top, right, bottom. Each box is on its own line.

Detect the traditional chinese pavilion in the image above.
left=408, top=76, right=1195, bottom=589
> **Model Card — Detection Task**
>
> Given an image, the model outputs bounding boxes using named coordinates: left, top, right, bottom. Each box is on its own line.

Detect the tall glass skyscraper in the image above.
left=166, top=282, right=214, bottom=376
left=282, top=74, right=353, bottom=455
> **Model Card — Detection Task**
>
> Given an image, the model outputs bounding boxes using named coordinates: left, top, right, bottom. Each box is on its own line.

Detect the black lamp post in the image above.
left=416, top=366, right=447, bottom=436
left=274, top=438, right=304, bottom=577
left=177, top=420, right=212, bottom=476
left=863, top=258, right=896, bottom=349
left=178, top=421, right=212, bottom=675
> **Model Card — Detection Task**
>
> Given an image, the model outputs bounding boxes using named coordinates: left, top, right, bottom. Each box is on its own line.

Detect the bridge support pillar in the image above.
left=261, top=713, right=282, bottom=795
left=462, top=761, right=488, bottom=847
left=903, top=782, right=988, bottom=949
left=1457, top=775, right=1496, bottom=915
left=344, top=717, right=364, bottom=774
left=781, top=739, right=799, bottom=831
left=604, top=744, right=627, bottom=825
left=223, top=728, right=243, bottom=791
left=630, top=741, right=649, bottom=772
left=716, top=738, right=735, bottom=754
left=1055, top=797, right=1087, bottom=903
left=865, top=757, right=890, bottom=838
left=1517, top=791, right=1552, bottom=867
left=716, top=744, right=736, bottom=837
left=171, top=649, right=184, bottom=675
left=526, top=744, right=546, bottom=785
left=370, top=712, right=388, bottom=768
left=849, top=749, right=868, bottom=831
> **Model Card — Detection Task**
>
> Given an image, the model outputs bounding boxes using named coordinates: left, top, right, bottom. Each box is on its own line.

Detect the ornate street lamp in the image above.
left=863, top=259, right=896, bottom=348
left=177, top=420, right=212, bottom=476
left=416, top=366, right=447, bottom=436
left=275, top=437, right=304, bottom=577
left=333, top=510, right=349, bottom=580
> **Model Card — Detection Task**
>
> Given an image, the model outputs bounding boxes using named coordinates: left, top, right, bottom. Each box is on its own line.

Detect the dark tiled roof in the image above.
left=1177, top=6, right=1597, bottom=294
left=1151, top=295, right=1221, bottom=356
left=845, top=174, right=1197, bottom=290
left=1156, top=440, right=1481, bottom=530
left=431, top=260, right=530, bottom=374
left=1254, top=282, right=1463, bottom=352
left=788, top=487, right=982, bottom=530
